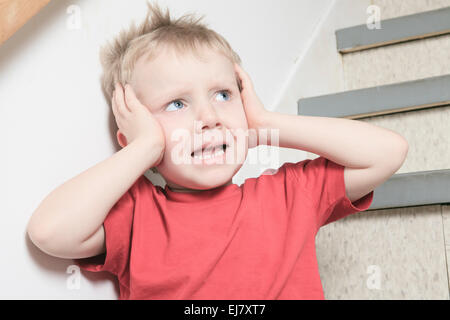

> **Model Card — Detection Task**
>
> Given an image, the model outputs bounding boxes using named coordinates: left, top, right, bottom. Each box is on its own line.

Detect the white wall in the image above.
left=268, top=0, right=371, bottom=168
left=0, top=0, right=361, bottom=299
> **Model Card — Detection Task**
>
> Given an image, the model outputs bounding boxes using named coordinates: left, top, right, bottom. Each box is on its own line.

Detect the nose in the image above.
left=196, top=104, right=222, bottom=132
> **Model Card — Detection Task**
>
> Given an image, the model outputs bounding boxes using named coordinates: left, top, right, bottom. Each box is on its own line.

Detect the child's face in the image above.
left=129, top=44, right=249, bottom=192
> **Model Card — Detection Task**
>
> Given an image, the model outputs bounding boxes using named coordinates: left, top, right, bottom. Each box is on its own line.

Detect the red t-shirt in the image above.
left=74, top=156, right=373, bottom=299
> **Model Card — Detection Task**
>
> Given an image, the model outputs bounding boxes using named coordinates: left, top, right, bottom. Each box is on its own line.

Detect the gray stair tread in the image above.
left=336, top=6, right=450, bottom=53
left=368, top=168, right=450, bottom=210
left=297, top=74, right=450, bottom=118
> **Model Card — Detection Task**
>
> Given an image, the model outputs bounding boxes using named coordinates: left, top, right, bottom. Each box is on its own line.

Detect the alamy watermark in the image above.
left=66, top=265, right=81, bottom=290
left=366, top=264, right=382, bottom=290
left=66, top=5, right=82, bottom=30
left=168, top=120, right=280, bottom=166
left=366, top=5, right=381, bottom=30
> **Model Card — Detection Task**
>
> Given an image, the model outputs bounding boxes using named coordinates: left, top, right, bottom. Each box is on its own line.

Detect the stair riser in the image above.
left=342, top=34, right=450, bottom=90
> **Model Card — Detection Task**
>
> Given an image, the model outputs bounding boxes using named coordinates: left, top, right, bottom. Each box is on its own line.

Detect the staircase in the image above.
left=0, top=0, right=51, bottom=46
left=298, top=2, right=450, bottom=299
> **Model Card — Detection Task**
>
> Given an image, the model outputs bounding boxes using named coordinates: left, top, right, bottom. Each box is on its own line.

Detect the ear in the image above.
left=116, top=130, right=128, bottom=148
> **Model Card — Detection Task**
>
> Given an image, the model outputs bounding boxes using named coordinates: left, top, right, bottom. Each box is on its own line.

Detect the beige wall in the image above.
left=314, top=0, right=450, bottom=299
left=370, top=0, right=450, bottom=19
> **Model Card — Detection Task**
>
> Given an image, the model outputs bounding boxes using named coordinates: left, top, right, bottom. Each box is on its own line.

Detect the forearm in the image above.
left=259, top=111, right=408, bottom=169
left=27, top=138, right=163, bottom=251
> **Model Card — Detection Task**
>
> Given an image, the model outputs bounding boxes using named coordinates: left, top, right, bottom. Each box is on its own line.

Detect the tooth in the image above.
left=193, top=145, right=224, bottom=160
left=214, top=148, right=224, bottom=156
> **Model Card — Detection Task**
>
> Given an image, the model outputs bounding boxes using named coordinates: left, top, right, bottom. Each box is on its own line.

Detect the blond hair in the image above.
left=100, top=1, right=242, bottom=107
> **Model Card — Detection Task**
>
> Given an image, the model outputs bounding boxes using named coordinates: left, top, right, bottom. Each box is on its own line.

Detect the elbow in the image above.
left=375, top=134, right=409, bottom=172
left=27, top=216, right=52, bottom=254
left=27, top=224, right=66, bottom=258
left=27, top=212, right=86, bottom=259
left=27, top=212, right=63, bottom=258
left=397, top=135, right=409, bottom=164
left=388, top=135, right=409, bottom=172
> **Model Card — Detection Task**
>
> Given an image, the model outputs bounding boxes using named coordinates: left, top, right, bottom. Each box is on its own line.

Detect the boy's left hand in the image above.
left=234, top=63, right=270, bottom=148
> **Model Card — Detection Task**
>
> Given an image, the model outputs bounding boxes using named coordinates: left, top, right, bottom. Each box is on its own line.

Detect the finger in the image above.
left=111, top=90, right=125, bottom=128
left=233, top=66, right=243, bottom=92
left=235, top=74, right=243, bottom=93
left=111, top=89, right=118, bottom=119
left=124, top=84, right=145, bottom=113
left=112, top=90, right=124, bottom=122
left=234, top=63, right=253, bottom=91
left=115, top=82, right=132, bottom=115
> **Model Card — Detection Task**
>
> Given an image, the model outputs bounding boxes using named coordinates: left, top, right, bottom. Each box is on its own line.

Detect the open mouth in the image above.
left=191, top=144, right=229, bottom=160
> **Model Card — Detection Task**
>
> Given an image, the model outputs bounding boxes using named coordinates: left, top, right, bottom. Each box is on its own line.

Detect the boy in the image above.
left=27, top=2, right=408, bottom=299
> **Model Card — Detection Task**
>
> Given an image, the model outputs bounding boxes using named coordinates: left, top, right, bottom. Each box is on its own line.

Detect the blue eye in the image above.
left=166, top=100, right=184, bottom=112
left=216, top=90, right=231, bottom=101
left=165, top=90, right=231, bottom=112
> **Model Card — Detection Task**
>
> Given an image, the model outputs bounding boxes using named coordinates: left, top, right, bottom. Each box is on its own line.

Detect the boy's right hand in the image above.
left=112, top=83, right=166, bottom=165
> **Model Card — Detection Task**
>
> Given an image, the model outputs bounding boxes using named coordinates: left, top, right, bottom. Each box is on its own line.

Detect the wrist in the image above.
left=130, top=137, right=165, bottom=163
left=133, top=136, right=165, bottom=151
left=254, top=111, right=274, bottom=146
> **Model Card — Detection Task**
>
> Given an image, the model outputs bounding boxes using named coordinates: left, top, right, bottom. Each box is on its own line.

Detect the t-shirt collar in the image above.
left=163, top=182, right=241, bottom=203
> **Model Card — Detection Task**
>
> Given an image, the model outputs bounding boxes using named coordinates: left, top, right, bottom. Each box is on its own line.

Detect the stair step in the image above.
left=297, top=74, right=450, bottom=119
left=341, top=33, right=450, bottom=92
left=336, top=6, right=450, bottom=53
left=368, top=168, right=450, bottom=210
left=0, top=0, right=51, bottom=46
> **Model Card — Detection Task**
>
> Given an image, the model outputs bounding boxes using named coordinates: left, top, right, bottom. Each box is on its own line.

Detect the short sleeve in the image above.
left=286, top=156, right=374, bottom=231
left=73, top=181, right=137, bottom=277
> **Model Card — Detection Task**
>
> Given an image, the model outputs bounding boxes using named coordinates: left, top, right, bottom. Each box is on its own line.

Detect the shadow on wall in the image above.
left=25, top=229, right=119, bottom=297
left=0, top=0, right=87, bottom=70
left=5, top=0, right=119, bottom=297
